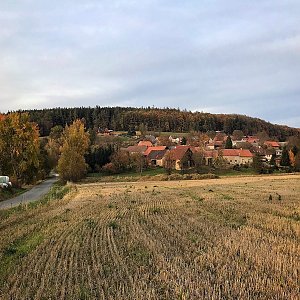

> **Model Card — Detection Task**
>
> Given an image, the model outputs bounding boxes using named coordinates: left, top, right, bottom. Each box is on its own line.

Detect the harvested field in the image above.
left=0, top=175, right=299, bottom=299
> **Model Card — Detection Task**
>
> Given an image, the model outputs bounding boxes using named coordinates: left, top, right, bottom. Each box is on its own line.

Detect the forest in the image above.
left=17, top=106, right=300, bottom=140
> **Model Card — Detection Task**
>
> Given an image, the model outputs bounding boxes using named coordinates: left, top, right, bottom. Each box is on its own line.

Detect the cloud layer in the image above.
left=0, top=0, right=299, bottom=127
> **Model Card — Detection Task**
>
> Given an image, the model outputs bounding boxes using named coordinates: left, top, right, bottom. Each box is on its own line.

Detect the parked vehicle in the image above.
left=0, top=176, right=12, bottom=188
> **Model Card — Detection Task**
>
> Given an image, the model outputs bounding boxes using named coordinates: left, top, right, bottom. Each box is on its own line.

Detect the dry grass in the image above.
left=0, top=175, right=299, bottom=299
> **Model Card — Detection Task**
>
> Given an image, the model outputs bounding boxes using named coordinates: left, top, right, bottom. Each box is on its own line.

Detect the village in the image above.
left=99, top=128, right=293, bottom=173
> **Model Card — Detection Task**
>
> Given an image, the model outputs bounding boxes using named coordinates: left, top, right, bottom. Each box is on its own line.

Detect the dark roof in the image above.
left=148, top=149, right=167, bottom=160
left=169, top=146, right=191, bottom=160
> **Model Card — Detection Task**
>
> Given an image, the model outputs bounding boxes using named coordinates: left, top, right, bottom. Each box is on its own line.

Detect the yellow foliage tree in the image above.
left=57, top=120, right=90, bottom=182
left=0, top=113, right=40, bottom=185
left=289, top=150, right=295, bottom=167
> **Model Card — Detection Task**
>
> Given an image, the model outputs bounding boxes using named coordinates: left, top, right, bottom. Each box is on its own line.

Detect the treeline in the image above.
left=16, top=106, right=300, bottom=140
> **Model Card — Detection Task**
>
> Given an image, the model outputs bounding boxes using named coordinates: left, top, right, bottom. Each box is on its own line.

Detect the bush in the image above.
left=152, top=174, right=169, bottom=181
left=102, top=163, right=117, bottom=174
left=168, top=174, right=183, bottom=181
left=192, top=173, right=220, bottom=180
left=183, top=174, right=192, bottom=180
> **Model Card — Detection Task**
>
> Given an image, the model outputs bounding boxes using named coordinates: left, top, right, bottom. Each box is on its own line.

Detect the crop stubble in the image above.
left=0, top=175, right=299, bottom=299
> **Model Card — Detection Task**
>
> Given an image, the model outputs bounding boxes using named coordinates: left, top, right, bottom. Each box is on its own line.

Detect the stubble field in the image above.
left=0, top=174, right=299, bottom=299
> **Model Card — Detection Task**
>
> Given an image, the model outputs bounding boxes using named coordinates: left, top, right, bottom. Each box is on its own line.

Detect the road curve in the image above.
left=0, top=177, right=58, bottom=210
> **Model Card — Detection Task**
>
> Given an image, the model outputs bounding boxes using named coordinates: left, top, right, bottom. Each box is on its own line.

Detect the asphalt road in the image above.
left=0, top=177, right=58, bottom=210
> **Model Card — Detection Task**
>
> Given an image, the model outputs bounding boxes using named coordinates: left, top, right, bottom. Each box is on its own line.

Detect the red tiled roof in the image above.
left=239, top=149, right=254, bottom=157
left=138, top=141, right=153, bottom=147
left=264, top=141, right=280, bottom=148
left=222, top=149, right=253, bottom=157
left=144, top=146, right=166, bottom=156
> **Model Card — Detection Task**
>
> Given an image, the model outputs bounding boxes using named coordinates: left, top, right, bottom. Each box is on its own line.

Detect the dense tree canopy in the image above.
left=0, top=113, right=40, bottom=184
left=16, top=106, right=299, bottom=141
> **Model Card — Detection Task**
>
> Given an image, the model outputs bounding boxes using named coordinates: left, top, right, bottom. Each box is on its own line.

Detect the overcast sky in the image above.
left=0, top=0, right=300, bottom=127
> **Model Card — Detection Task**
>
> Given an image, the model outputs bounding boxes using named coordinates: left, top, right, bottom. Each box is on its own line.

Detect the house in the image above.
left=144, top=146, right=167, bottom=157
left=203, top=150, right=219, bottom=166
left=207, top=140, right=224, bottom=150
left=169, top=136, right=181, bottom=144
left=121, top=145, right=147, bottom=154
left=242, top=136, right=260, bottom=144
left=213, top=132, right=227, bottom=142
left=144, top=135, right=157, bottom=144
left=147, top=149, right=167, bottom=166
left=264, top=141, right=280, bottom=149
left=222, top=149, right=253, bottom=165
left=138, top=140, right=153, bottom=147
left=166, top=146, right=194, bottom=170
left=234, top=136, right=259, bottom=147
left=207, top=133, right=226, bottom=150
left=144, top=146, right=167, bottom=166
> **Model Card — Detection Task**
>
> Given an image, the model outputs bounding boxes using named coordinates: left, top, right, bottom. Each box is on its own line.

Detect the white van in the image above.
left=0, top=176, right=12, bottom=188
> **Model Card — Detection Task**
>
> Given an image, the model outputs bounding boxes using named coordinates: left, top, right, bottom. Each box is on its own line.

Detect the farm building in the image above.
left=222, top=149, right=253, bottom=165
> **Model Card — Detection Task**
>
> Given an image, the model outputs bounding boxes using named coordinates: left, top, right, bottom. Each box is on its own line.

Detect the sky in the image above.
left=0, top=0, right=300, bottom=127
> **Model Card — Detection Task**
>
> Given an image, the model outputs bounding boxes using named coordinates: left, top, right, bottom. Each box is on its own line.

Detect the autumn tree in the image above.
left=37, top=138, right=52, bottom=180
left=57, top=120, right=90, bottom=182
left=138, top=123, right=148, bottom=137
left=179, top=149, right=193, bottom=171
left=213, top=150, right=227, bottom=168
left=46, top=125, right=64, bottom=170
left=291, top=145, right=299, bottom=156
left=294, top=153, right=300, bottom=172
left=289, top=150, right=295, bottom=167
left=163, top=151, right=174, bottom=175
left=193, top=150, right=205, bottom=173
left=0, top=113, right=40, bottom=185
left=257, top=131, right=270, bottom=145
left=157, top=136, right=173, bottom=147
left=130, top=153, right=146, bottom=174
left=232, top=130, right=244, bottom=140
left=109, top=150, right=131, bottom=172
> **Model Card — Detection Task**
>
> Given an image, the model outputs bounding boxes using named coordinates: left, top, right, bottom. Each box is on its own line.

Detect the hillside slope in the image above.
left=23, top=106, right=300, bottom=139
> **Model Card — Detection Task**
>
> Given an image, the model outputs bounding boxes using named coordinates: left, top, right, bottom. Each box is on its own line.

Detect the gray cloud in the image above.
left=0, top=0, right=299, bottom=127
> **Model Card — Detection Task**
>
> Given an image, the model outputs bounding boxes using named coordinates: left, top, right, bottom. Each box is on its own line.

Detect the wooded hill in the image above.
left=20, top=106, right=299, bottom=140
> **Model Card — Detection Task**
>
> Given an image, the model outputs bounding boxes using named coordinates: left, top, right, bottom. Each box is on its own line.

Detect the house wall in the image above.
left=240, top=157, right=253, bottom=164
left=223, top=156, right=253, bottom=165
left=175, top=160, right=181, bottom=170
left=156, top=159, right=164, bottom=167
left=223, top=155, right=241, bottom=165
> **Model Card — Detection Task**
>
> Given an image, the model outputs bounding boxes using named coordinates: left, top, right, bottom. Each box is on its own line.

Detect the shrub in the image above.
left=102, top=163, right=117, bottom=174
left=168, top=174, right=183, bottom=181
left=183, top=174, right=192, bottom=180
